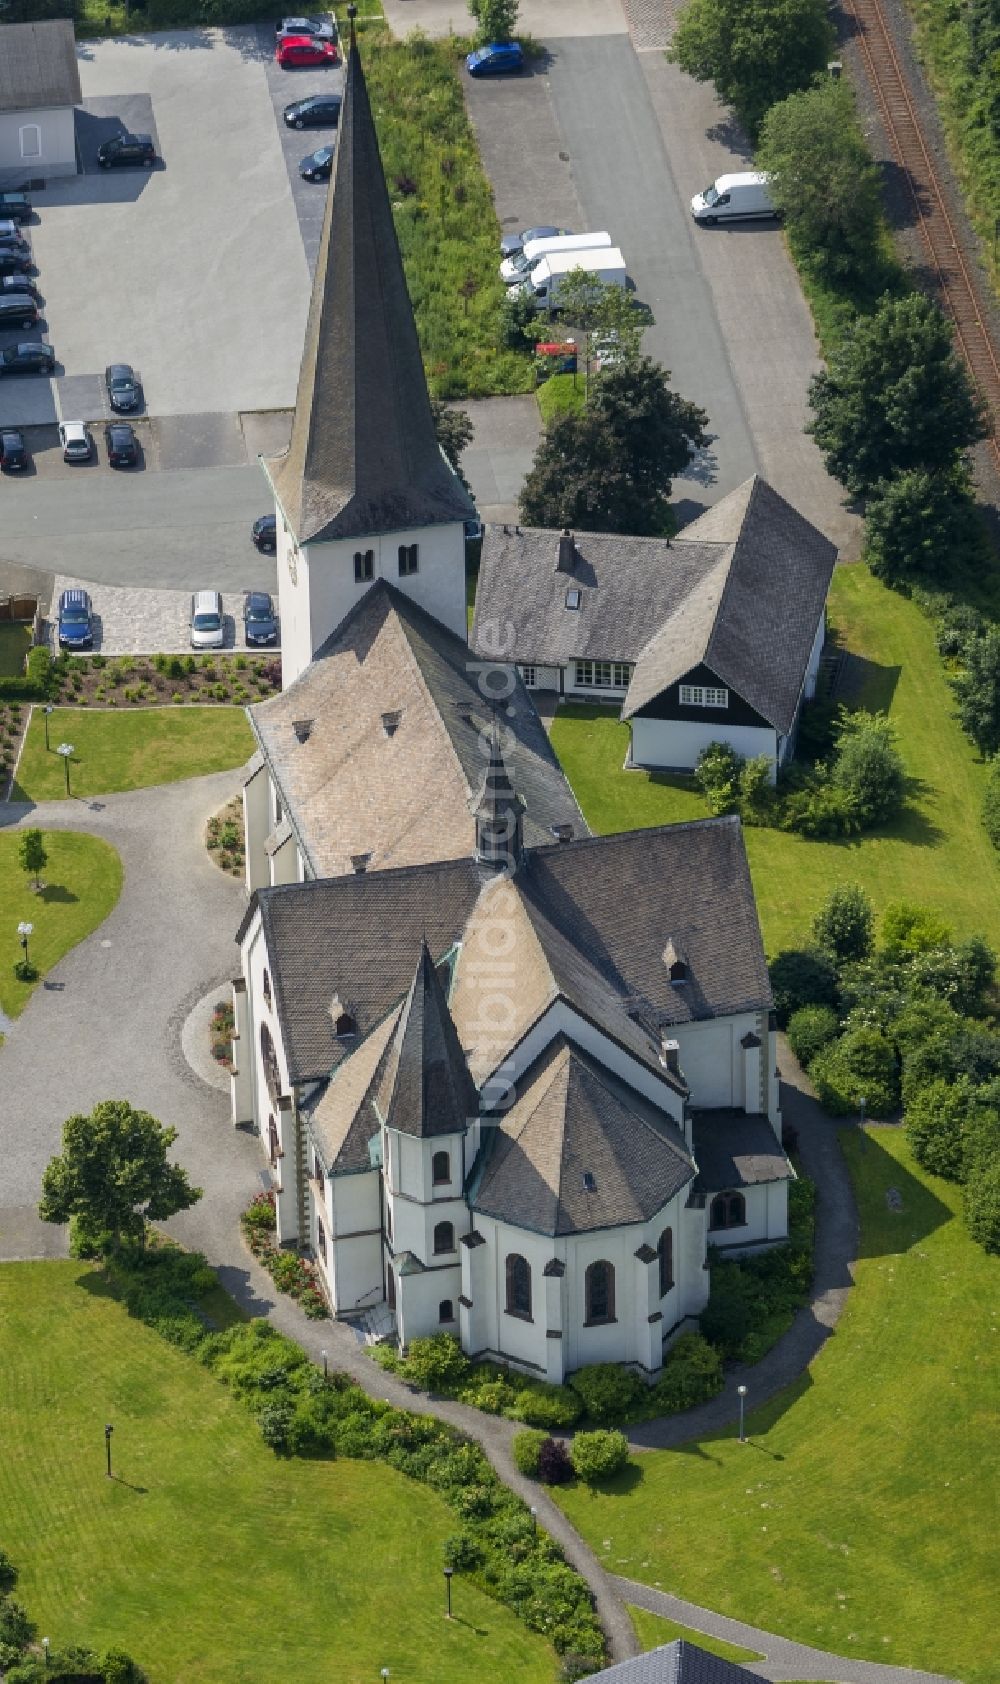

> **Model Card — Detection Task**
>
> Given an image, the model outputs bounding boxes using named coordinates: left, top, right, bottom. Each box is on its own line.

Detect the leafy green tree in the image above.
left=768, top=947, right=839, bottom=1026
left=808, top=294, right=987, bottom=497
left=830, top=709, right=906, bottom=826
left=952, top=626, right=1000, bottom=758
left=983, top=758, right=1000, bottom=848
left=39, top=1099, right=202, bottom=1253
left=520, top=355, right=709, bottom=535
left=809, top=1024, right=899, bottom=1116
left=812, top=883, right=874, bottom=963
left=786, top=1003, right=839, bottom=1066
left=903, top=1078, right=968, bottom=1180
left=880, top=901, right=952, bottom=956
left=0, top=1553, right=16, bottom=1596
left=757, top=79, right=881, bottom=274
left=18, top=828, right=46, bottom=892
left=549, top=271, right=648, bottom=377
left=569, top=1428, right=630, bottom=1482
left=963, top=1158, right=1000, bottom=1253
left=668, top=0, right=833, bottom=136
left=430, top=398, right=474, bottom=496
left=468, top=0, right=520, bottom=43
left=864, top=465, right=978, bottom=587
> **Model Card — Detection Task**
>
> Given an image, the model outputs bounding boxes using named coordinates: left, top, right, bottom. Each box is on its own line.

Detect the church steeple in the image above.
left=266, top=21, right=472, bottom=545
left=471, top=716, right=525, bottom=873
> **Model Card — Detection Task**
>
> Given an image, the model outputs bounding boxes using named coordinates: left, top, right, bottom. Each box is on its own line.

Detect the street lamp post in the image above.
left=380, top=1670, right=390, bottom=1683
left=56, top=742, right=74, bottom=797
left=859, top=1094, right=867, bottom=1130
left=530, top=1505, right=537, bottom=1535
left=42, top=1638, right=50, bottom=1669
left=443, top=1565, right=453, bottom=1619
left=321, top=1348, right=328, bottom=1381
left=737, top=1384, right=748, bottom=1443
left=43, top=703, right=54, bottom=751
left=105, top=1422, right=114, bottom=1479
left=17, top=921, right=33, bottom=970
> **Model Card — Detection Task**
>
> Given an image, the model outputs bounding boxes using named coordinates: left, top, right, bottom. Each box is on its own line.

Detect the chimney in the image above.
left=350, top=852, right=372, bottom=875
left=556, top=529, right=576, bottom=573
left=550, top=823, right=574, bottom=844
left=292, top=718, right=314, bottom=743
left=660, top=1036, right=681, bottom=1076
left=381, top=709, right=402, bottom=738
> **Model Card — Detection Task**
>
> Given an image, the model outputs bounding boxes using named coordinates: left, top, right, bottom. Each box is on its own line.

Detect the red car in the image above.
left=275, top=35, right=338, bottom=68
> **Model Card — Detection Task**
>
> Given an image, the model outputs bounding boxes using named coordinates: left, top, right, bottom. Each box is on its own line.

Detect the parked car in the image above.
left=0, top=193, right=32, bottom=224
left=57, top=588, right=94, bottom=649
left=0, top=293, right=38, bottom=330
left=299, top=145, right=334, bottom=182
left=190, top=589, right=225, bottom=650
left=1, top=274, right=38, bottom=299
left=97, top=132, right=157, bottom=169
left=59, top=420, right=92, bottom=462
left=244, top=590, right=279, bottom=646
left=105, top=421, right=139, bottom=467
left=0, top=428, right=28, bottom=470
left=466, top=41, right=524, bottom=76
left=283, top=93, right=342, bottom=128
left=276, top=15, right=337, bottom=40
left=252, top=514, right=277, bottom=552
left=0, top=221, right=28, bottom=249
left=0, top=252, right=33, bottom=277
left=276, top=35, right=337, bottom=67
left=105, top=362, right=141, bottom=411
left=0, top=342, right=53, bottom=375
left=500, top=225, right=572, bottom=259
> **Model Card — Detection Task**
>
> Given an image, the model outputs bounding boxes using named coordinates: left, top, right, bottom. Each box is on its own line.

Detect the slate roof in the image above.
left=692, top=1111, right=793, bottom=1192
left=471, top=1035, right=694, bottom=1236
left=583, top=1639, right=764, bottom=1684
left=0, top=20, right=81, bottom=113
left=472, top=477, right=836, bottom=736
left=249, top=582, right=586, bottom=878
left=266, top=35, right=472, bottom=543
left=375, top=942, right=479, bottom=1137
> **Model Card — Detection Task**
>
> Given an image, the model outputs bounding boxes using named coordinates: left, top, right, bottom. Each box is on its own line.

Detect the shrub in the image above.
left=0, top=1553, right=15, bottom=1596
left=403, top=1333, right=471, bottom=1393
left=830, top=709, right=906, bottom=827
left=963, top=1158, right=1000, bottom=1253
left=695, top=741, right=743, bottom=815
left=569, top=1429, right=629, bottom=1483
left=569, top=1363, right=645, bottom=1423
left=507, top=1381, right=583, bottom=1429
left=809, top=1024, right=899, bottom=1116
left=787, top=1003, right=839, bottom=1066
left=241, top=1192, right=276, bottom=1237
left=903, top=1078, right=967, bottom=1180
left=651, top=1332, right=723, bottom=1413
left=983, top=761, right=1000, bottom=849
left=812, top=883, right=874, bottom=963
left=881, top=901, right=953, bottom=956
left=768, top=946, right=839, bottom=1026
left=512, top=1427, right=548, bottom=1476
left=537, top=1436, right=574, bottom=1484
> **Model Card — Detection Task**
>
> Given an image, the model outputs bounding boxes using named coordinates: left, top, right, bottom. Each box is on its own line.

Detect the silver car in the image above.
left=190, top=590, right=225, bottom=650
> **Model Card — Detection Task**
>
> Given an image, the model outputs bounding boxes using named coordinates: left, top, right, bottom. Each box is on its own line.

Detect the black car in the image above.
left=0, top=193, right=32, bottom=224
left=0, top=342, right=54, bottom=376
left=1, top=274, right=38, bottom=299
left=57, top=588, right=94, bottom=650
left=0, top=294, right=37, bottom=330
left=244, top=591, right=279, bottom=646
left=105, top=362, right=141, bottom=411
left=0, top=226, right=28, bottom=251
left=300, top=145, right=334, bottom=182
left=105, top=422, right=139, bottom=467
left=283, top=94, right=342, bottom=129
left=0, top=252, right=33, bottom=277
left=97, top=133, right=157, bottom=170
left=251, top=514, right=277, bottom=552
left=0, top=428, right=28, bottom=470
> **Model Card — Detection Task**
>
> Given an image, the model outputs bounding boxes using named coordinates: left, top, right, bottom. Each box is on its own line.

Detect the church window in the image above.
left=333, top=1012, right=356, bottom=1038
left=267, top=1114, right=279, bottom=1167
left=433, top=1221, right=455, bottom=1255
left=398, top=543, right=419, bottom=576
left=505, top=1253, right=532, bottom=1320
left=260, top=1022, right=280, bottom=1104
left=658, top=1227, right=673, bottom=1296
left=432, top=1150, right=450, bottom=1185
left=709, top=1192, right=747, bottom=1230
left=585, top=1259, right=615, bottom=1325
left=262, top=968, right=272, bottom=1007
left=354, top=549, right=374, bottom=583
left=313, top=1155, right=325, bottom=1194
left=316, top=1217, right=327, bottom=1259
left=439, top=1298, right=455, bottom=1323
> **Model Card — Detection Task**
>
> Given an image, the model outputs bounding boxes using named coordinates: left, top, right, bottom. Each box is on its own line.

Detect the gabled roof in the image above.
left=248, top=581, right=586, bottom=878
left=471, top=1035, right=694, bottom=1236
left=692, top=1111, right=793, bottom=1192
left=583, top=1639, right=765, bottom=1684
left=0, top=20, right=82, bottom=114
left=308, top=1006, right=401, bottom=1172
left=265, top=34, right=472, bottom=543
left=375, top=941, right=478, bottom=1137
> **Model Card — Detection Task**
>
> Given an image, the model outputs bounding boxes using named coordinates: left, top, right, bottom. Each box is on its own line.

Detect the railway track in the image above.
left=842, top=0, right=1000, bottom=469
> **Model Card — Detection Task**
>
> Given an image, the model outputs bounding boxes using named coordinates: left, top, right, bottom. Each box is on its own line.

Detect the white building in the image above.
left=0, top=21, right=80, bottom=188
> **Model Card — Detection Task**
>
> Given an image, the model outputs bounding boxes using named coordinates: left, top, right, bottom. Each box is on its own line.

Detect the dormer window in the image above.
left=330, top=994, right=356, bottom=1038
left=381, top=710, right=402, bottom=738
left=662, top=939, right=688, bottom=984
left=565, top=588, right=581, bottom=610
left=398, top=543, right=419, bottom=576
left=354, top=550, right=374, bottom=583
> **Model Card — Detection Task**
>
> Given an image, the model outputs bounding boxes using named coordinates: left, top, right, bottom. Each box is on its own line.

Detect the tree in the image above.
left=952, top=626, right=1000, bottom=757
left=812, top=883, right=874, bottom=963
left=984, top=758, right=1000, bottom=848
left=548, top=271, right=647, bottom=377
left=468, top=0, right=519, bottom=44
left=430, top=397, right=474, bottom=496
left=39, top=1099, right=202, bottom=1253
left=18, top=828, right=46, bottom=892
left=808, top=294, right=987, bottom=497
left=768, top=946, right=839, bottom=1026
left=757, top=79, right=881, bottom=275
left=809, top=1024, right=899, bottom=1116
left=520, top=355, right=709, bottom=535
left=830, top=709, right=906, bottom=826
left=963, top=1158, right=1000, bottom=1253
left=903, top=1078, right=968, bottom=1180
left=669, top=0, right=833, bottom=135
left=880, top=901, right=952, bottom=957
left=864, top=466, right=978, bottom=587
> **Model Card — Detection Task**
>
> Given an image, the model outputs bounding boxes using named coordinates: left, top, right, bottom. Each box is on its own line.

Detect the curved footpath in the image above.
left=0, top=781, right=957, bottom=1682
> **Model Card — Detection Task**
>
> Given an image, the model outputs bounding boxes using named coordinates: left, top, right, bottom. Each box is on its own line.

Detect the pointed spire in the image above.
left=377, top=941, right=478, bottom=1136
left=266, top=30, right=472, bottom=545
left=471, top=714, right=525, bottom=872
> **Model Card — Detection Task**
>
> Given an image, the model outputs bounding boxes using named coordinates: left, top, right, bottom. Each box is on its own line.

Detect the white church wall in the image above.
left=500, top=1001, right=687, bottom=1126
left=269, top=832, right=299, bottom=887
left=243, top=760, right=271, bottom=893
left=397, top=1261, right=463, bottom=1346
left=707, top=1181, right=781, bottom=1251
left=471, top=1215, right=553, bottom=1376
left=672, top=1012, right=765, bottom=1111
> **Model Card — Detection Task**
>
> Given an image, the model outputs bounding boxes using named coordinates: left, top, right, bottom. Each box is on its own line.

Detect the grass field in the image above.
left=628, top=1606, right=762, bottom=1662
left=557, top=1127, right=999, bottom=1684
left=0, top=1262, right=557, bottom=1684
left=0, top=831, right=122, bottom=1018
left=549, top=563, right=1000, bottom=954
left=12, top=707, right=254, bottom=802
left=0, top=623, right=31, bottom=677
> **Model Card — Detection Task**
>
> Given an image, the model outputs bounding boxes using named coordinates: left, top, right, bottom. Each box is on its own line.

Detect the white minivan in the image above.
left=690, top=171, right=776, bottom=225
left=500, top=231, right=612, bottom=284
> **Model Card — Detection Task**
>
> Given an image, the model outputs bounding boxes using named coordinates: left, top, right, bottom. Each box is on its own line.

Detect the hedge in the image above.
left=0, top=647, right=52, bottom=702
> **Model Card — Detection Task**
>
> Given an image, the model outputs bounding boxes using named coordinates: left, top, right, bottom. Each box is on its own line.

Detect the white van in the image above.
left=500, top=231, right=612, bottom=284
left=509, top=247, right=627, bottom=312
left=690, top=171, right=776, bottom=225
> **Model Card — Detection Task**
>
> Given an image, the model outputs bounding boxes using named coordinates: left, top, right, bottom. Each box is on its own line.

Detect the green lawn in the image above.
left=12, top=706, right=254, bottom=801
left=557, top=1127, right=999, bottom=1684
left=0, top=831, right=122, bottom=1018
left=537, top=371, right=587, bottom=425
left=0, top=623, right=31, bottom=677
left=549, top=563, right=1000, bottom=953
left=628, top=1606, right=762, bottom=1662
left=0, top=1262, right=557, bottom=1684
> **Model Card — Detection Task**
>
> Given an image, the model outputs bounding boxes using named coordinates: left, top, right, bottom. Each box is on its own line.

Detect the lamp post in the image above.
left=380, top=1670, right=390, bottom=1683
left=321, top=1348, right=328, bottom=1381
left=530, top=1505, right=537, bottom=1536
left=42, top=1638, right=50, bottom=1669
left=443, top=1565, right=453, bottom=1619
left=737, top=1384, right=748, bottom=1443
left=17, top=920, right=33, bottom=970
left=105, top=1422, right=114, bottom=1478
left=43, top=703, right=54, bottom=751
left=56, top=742, right=74, bottom=797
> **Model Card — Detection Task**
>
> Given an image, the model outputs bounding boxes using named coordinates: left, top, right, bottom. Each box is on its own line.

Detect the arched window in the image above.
left=432, top=1150, right=450, bottom=1185
left=386, top=1265, right=396, bottom=1310
left=439, top=1298, right=455, bottom=1323
left=262, top=968, right=272, bottom=1006
left=313, top=1155, right=325, bottom=1194
left=333, top=1012, right=356, bottom=1038
left=505, top=1253, right=532, bottom=1320
left=398, top=543, right=419, bottom=576
left=316, top=1217, right=327, bottom=1259
left=709, top=1192, right=747, bottom=1231
left=658, top=1227, right=673, bottom=1296
left=433, top=1221, right=454, bottom=1255
left=260, top=1022, right=280, bottom=1103
left=585, top=1260, right=615, bottom=1325
left=354, top=549, right=374, bottom=583
left=267, top=1114, right=279, bottom=1167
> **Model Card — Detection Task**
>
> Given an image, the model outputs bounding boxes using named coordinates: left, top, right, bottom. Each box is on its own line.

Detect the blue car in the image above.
left=466, top=41, right=524, bottom=76
left=57, top=588, right=94, bottom=650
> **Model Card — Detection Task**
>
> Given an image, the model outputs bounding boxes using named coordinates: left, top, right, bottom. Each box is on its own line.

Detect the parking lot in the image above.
left=49, top=572, right=280, bottom=655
